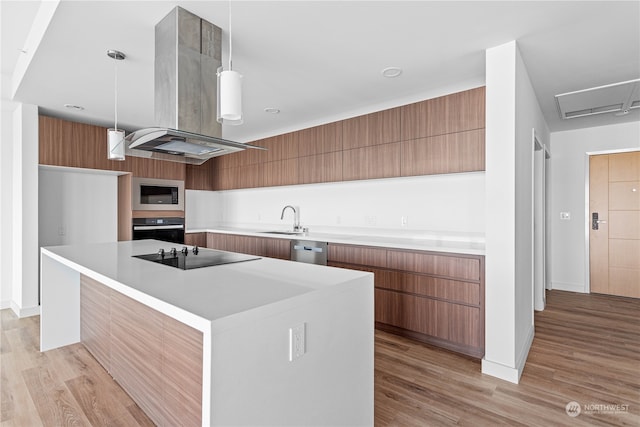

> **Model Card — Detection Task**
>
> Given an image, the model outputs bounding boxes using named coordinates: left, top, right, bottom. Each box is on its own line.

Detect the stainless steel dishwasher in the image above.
left=290, top=240, right=328, bottom=265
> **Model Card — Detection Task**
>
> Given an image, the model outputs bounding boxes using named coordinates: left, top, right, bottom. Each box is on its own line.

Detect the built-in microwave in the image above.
left=132, top=177, right=184, bottom=211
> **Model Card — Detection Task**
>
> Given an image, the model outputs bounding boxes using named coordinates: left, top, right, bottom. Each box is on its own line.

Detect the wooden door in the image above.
left=589, top=151, right=640, bottom=298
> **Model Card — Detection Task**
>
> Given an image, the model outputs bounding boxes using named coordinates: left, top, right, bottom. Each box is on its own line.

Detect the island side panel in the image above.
left=209, top=274, right=374, bottom=426
left=40, top=251, right=81, bottom=351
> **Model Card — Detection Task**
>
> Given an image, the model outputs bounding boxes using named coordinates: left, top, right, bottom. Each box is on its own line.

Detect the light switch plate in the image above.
left=289, top=323, right=305, bottom=361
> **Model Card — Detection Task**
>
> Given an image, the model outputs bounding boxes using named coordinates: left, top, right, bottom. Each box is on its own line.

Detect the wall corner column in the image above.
left=483, top=41, right=519, bottom=383
left=11, top=103, right=40, bottom=317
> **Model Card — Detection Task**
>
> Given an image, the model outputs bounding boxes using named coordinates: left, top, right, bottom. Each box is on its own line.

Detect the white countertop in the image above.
left=187, top=226, right=486, bottom=256
left=41, top=239, right=372, bottom=332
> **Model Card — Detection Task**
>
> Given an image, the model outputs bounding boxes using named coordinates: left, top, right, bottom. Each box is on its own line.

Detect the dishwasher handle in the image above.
left=290, top=240, right=328, bottom=265
left=293, top=244, right=324, bottom=253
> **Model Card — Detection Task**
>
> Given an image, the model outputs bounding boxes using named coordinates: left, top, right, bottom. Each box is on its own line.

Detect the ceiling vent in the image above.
left=555, top=79, right=640, bottom=120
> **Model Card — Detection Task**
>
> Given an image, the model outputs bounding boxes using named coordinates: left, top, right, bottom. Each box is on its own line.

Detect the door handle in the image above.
left=592, top=212, right=607, bottom=230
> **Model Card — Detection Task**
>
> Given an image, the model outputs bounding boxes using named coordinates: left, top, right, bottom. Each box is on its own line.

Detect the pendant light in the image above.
left=107, top=49, right=126, bottom=160
left=217, top=0, right=243, bottom=125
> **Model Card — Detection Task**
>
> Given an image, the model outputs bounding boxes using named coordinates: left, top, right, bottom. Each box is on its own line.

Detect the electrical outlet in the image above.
left=289, top=323, right=305, bottom=362
left=365, top=215, right=377, bottom=226
left=401, top=216, right=408, bottom=226
left=560, top=212, right=570, bottom=220
left=58, top=226, right=66, bottom=236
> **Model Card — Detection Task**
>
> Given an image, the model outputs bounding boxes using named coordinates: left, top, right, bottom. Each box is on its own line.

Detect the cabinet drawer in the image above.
left=387, top=250, right=480, bottom=281
left=378, top=270, right=480, bottom=305
left=375, top=289, right=481, bottom=349
left=327, top=244, right=387, bottom=268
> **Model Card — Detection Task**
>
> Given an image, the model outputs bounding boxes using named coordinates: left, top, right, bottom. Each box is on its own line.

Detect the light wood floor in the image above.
left=2, top=290, right=638, bottom=426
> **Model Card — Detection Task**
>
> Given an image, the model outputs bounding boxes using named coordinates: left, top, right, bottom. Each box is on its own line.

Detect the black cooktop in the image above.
left=134, top=246, right=260, bottom=270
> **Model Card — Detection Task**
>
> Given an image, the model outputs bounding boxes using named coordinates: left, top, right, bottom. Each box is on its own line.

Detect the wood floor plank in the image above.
left=2, top=290, right=639, bottom=426
left=21, top=366, right=92, bottom=427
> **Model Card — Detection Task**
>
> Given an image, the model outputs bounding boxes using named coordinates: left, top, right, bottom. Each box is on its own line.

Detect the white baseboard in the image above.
left=482, top=358, right=520, bottom=383
left=482, top=324, right=535, bottom=384
left=551, top=281, right=587, bottom=293
left=10, top=301, right=40, bottom=318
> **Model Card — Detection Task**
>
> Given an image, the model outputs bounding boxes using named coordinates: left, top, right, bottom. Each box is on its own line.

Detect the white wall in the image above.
left=483, top=41, right=549, bottom=384
left=39, top=167, right=119, bottom=247
left=549, top=121, right=640, bottom=293
left=187, top=172, right=486, bottom=239
left=0, top=97, right=16, bottom=309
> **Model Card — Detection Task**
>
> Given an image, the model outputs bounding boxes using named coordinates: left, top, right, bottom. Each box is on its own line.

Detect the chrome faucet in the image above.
left=281, top=205, right=301, bottom=232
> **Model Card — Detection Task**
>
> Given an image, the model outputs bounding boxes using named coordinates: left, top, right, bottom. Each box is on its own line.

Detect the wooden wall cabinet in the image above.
left=40, top=86, right=485, bottom=192
left=328, top=243, right=484, bottom=358
left=80, top=275, right=203, bottom=426
left=39, top=115, right=218, bottom=190
left=211, top=86, right=485, bottom=191
left=342, top=107, right=401, bottom=150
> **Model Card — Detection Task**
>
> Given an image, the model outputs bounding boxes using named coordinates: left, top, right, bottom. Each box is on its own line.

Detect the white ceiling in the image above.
left=2, top=1, right=639, bottom=143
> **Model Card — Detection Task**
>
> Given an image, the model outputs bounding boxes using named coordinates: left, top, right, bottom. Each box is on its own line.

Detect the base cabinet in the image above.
left=80, top=275, right=203, bottom=426
left=328, top=243, right=484, bottom=358
left=185, top=232, right=207, bottom=247
left=206, top=232, right=291, bottom=260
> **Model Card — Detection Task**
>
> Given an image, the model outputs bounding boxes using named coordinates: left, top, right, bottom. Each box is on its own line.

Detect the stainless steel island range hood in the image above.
left=125, top=6, right=264, bottom=165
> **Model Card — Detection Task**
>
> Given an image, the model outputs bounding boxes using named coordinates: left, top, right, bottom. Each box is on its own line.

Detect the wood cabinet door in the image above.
left=401, top=129, right=485, bottom=176
left=296, top=122, right=343, bottom=156
left=342, top=142, right=402, bottom=181
left=185, top=232, right=207, bottom=247
left=342, top=108, right=401, bottom=150
left=110, top=291, right=165, bottom=425
left=80, top=275, right=111, bottom=371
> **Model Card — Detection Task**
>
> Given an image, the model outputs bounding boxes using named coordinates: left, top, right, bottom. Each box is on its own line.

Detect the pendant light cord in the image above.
left=114, top=57, right=118, bottom=131
left=228, top=0, right=233, bottom=71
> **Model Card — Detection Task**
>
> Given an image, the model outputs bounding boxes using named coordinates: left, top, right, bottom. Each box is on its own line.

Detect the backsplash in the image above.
left=186, top=171, right=485, bottom=240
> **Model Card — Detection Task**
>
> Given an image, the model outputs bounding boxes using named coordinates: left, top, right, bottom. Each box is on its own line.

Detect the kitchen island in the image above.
left=40, top=239, right=374, bottom=426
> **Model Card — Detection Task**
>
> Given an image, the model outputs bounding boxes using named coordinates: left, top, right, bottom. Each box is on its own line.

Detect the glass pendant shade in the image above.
left=107, top=128, right=126, bottom=161
left=217, top=69, right=243, bottom=125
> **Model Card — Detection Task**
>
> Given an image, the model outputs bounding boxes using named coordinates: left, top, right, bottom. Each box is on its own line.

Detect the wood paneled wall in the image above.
left=38, top=115, right=215, bottom=189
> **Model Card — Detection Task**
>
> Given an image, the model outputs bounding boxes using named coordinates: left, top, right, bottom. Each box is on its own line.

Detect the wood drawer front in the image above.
left=80, top=275, right=111, bottom=371
left=378, top=270, right=480, bottom=306
left=327, top=244, right=387, bottom=268
left=387, top=250, right=480, bottom=281
left=375, top=289, right=481, bottom=349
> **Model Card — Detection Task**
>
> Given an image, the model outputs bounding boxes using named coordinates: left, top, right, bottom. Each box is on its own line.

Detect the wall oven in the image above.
left=132, top=177, right=184, bottom=211
left=132, top=217, right=185, bottom=244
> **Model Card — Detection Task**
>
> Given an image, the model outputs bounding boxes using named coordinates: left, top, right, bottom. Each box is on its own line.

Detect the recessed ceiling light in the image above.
left=64, top=104, right=85, bottom=111
left=264, top=107, right=280, bottom=114
left=381, top=67, right=402, bottom=78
